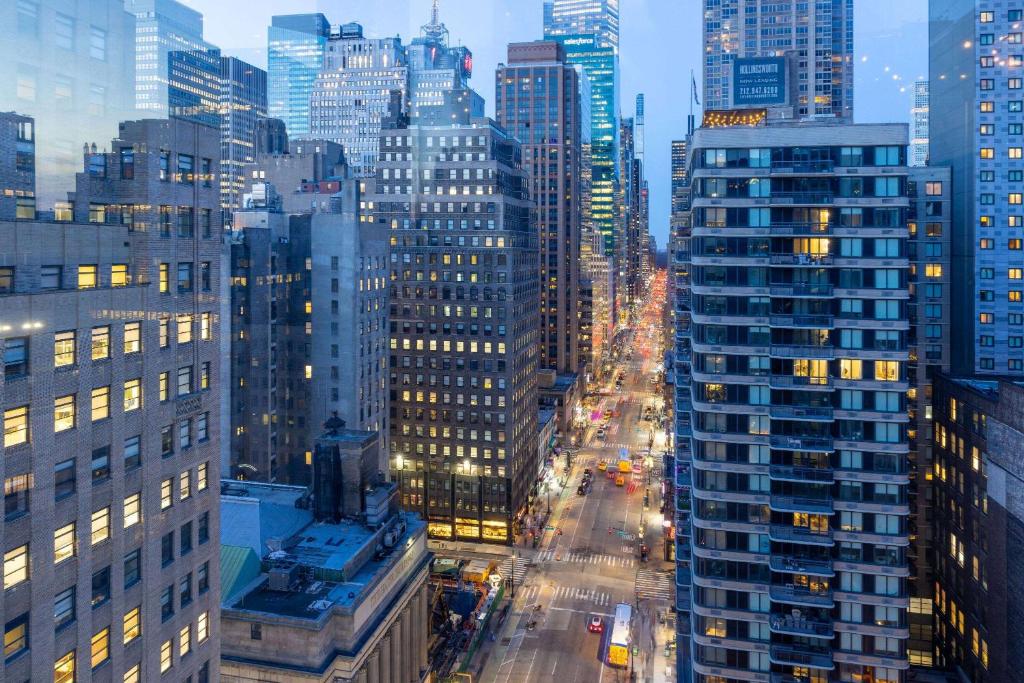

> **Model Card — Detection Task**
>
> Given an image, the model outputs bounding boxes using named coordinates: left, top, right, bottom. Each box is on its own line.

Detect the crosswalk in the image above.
left=534, top=549, right=635, bottom=567
left=496, top=556, right=531, bottom=587
left=516, top=584, right=615, bottom=607
left=635, top=568, right=674, bottom=601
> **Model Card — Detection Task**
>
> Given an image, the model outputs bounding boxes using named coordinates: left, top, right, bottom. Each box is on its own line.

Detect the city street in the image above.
left=477, top=291, right=675, bottom=683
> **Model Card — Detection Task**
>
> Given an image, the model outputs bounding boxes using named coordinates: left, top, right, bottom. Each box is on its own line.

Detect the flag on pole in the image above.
left=691, top=72, right=701, bottom=106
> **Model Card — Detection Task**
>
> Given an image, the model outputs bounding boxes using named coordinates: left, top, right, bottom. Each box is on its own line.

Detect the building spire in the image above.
left=421, top=0, right=448, bottom=44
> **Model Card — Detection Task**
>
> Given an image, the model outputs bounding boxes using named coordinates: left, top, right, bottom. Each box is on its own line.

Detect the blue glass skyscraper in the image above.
left=267, top=13, right=330, bottom=139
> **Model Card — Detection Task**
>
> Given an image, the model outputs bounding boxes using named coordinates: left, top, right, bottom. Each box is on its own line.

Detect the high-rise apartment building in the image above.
left=268, top=13, right=331, bottom=139
left=0, top=0, right=135, bottom=212
left=220, top=56, right=267, bottom=212
left=671, top=139, right=689, bottom=214
left=930, top=1, right=1024, bottom=375
left=125, top=0, right=214, bottom=116
left=678, top=117, right=913, bottom=682
left=0, top=117, right=221, bottom=683
left=0, top=112, right=36, bottom=221
left=702, top=0, right=854, bottom=119
left=378, top=118, right=540, bottom=545
left=544, top=2, right=620, bottom=262
left=496, top=41, right=584, bottom=374
left=905, top=165, right=952, bottom=668
left=167, top=47, right=222, bottom=129
left=931, top=375, right=1024, bottom=682
left=309, top=23, right=407, bottom=177
left=911, top=81, right=930, bottom=167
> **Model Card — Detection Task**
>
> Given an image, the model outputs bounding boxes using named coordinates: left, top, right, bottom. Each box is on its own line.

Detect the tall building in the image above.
left=267, top=13, right=331, bottom=139
left=678, top=116, right=913, bottom=682
left=906, top=166, right=952, bottom=668
left=544, top=3, right=620, bottom=263
left=930, top=1, right=1024, bottom=375
left=167, top=47, right=222, bottom=130
left=378, top=117, right=540, bottom=545
left=405, top=5, right=484, bottom=126
left=0, top=112, right=36, bottom=221
left=911, top=80, right=930, bottom=167
left=125, top=0, right=214, bottom=116
left=220, top=56, right=267, bottom=212
left=0, top=0, right=135, bottom=212
left=496, top=41, right=584, bottom=374
left=309, top=23, right=408, bottom=177
left=701, top=0, right=855, bottom=119
left=931, top=375, right=1024, bottom=682
left=0, top=117, right=221, bottom=683
left=219, top=431, right=430, bottom=683
left=671, top=139, right=689, bottom=214
left=230, top=150, right=389, bottom=485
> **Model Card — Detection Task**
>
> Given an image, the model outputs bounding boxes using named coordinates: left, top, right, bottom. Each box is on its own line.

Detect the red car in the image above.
left=588, top=616, right=604, bottom=633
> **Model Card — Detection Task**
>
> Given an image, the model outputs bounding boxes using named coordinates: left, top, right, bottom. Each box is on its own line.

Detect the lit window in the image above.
left=159, top=371, right=169, bottom=402
left=91, top=386, right=110, bottom=421
left=4, top=612, right=28, bottom=660
left=78, top=264, right=97, bottom=289
left=90, top=507, right=110, bottom=545
left=159, top=263, right=169, bottom=293
left=54, top=394, right=76, bottom=432
left=875, top=361, right=901, bottom=382
left=1011, top=268, right=1023, bottom=280
left=54, top=522, right=76, bottom=564
left=123, top=606, right=141, bottom=645
left=3, top=544, right=29, bottom=589
left=178, top=624, right=191, bottom=657
left=123, top=378, right=141, bottom=412
left=176, top=314, right=192, bottom=344
left=124, top=664, right=140, bottom=683
left=197, top=611, right=209, bottom=642
left=840, top=359, right=863, bottom=380
left=980, top=148, right=994, bottom=159
left=123, top=493, right=140, bottom=528
left=3, top=405, right=28, bottom=447
left=161, top=478, right=173, bottom=510
left=54, top=650, right=76, bottom=683
left=90, top=627, right=109, bottom=668
left=91, top=326, right=110, bottom=360
left=123, top=322, right=140, bottom=354
left=200, top=312, right=211, bottom=340
left=111, top=264, right=128, bottom=287
left=160, top=639, right=172, bottom=672
left=54, top=330, right=75, bottom=367
left=197, top=462, right=208, bottom=491
left=180, top=470, right=191, bottom=500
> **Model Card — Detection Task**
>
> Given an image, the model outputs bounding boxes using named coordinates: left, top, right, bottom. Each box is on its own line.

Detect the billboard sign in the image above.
left=732, top=57, right=787, bottom=106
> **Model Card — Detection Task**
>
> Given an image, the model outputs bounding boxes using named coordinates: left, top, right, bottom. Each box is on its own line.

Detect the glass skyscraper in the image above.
left=544, top=1, right=620, bottom=259
left=267, top=13, right=330, bottom=139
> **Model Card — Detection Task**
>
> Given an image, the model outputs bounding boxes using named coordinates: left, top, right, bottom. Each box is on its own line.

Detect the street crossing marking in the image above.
left=497, top=556, right=531, bottom=588
left=550, top=585, right=612, bottom=607
left=635, top=568, right=674, bottom=601
left=535, top=549, right=636, bottom=567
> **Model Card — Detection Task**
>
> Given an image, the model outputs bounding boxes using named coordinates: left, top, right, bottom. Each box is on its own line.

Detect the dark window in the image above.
left=3, top=612, right=28, bottom=662
left=200, top=261, right=211, bottom=291
left=4, top=474, right=30, bottom=519
left=91, top=446, right=110, bottom=483
left=197, top=561, right=209, bottom=594
left=159, top=150, right=169, bottom=181
left=177, top=154, right=194, bottom=184
left=3, top=337, right=27, bottom=376
left=40, top=265, right=62, bottom=290
left=198, top=661, right=209, bottom=683
left=198, top=512, right=209, bottom=544
left=120, top=147, right=134, bottom=179
left=54, top=458, right=75, bottom=500
left=177, top=262, right=193, bottom=292
left=201, top=158, right=212, bottom=187
left=161, top=532, right=173, bottom=566
left=178, top=207, right=194, bottom=238
left=179, top=572, right=192, bottom=606
left=161, top=425, right=174, bottom=457
left=123, top=435, right=141, bottom=470
left=250, top=623, right=262, bottom=640
left=123, top=548, right=141, bottom=588
left=54, top=586, right=75, bottom=630
left=91, top=566, right=110, bottom=607
left=180, top=521, right=192, bottom=555
left=160, top=585, right=174, bottom=621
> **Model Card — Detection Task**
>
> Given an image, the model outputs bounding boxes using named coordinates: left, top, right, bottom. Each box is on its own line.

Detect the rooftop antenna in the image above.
left=421, top=0, right=449, bottom=44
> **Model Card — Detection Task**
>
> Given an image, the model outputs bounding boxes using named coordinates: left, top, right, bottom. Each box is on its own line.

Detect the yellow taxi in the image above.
left=615, top=475, right=625, bottom=486
left=598, top=461, right=608, bottom=472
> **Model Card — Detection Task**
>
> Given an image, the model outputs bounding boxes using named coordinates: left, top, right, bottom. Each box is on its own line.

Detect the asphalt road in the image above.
left=478, top=292, right=674, bottom=683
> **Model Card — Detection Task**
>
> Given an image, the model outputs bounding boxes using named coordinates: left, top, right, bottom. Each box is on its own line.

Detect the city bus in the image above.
left=607, top=603, right=632, bottom=667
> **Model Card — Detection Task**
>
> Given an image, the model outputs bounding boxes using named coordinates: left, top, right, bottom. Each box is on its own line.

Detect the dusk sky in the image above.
left=184, top=0, right=929, bottom=246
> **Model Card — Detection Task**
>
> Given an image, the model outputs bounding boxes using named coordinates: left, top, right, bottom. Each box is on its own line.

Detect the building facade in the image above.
left=496, top=41, right=584, bottom=374
left=168, top=47, right=222, bottom=129
left=405, top=7, right=483, bottom=127
left=0, top=0, right=136, bottom=212
left=267, top=13, right=331, bottom=140
left=911, top=81, right=930, bottom=167
left=309, top=24, right=408, bottom=178
left=377, top=118, right=540, bottom=545
left=931, top=376, right=1024, bottom=682
left=0, top=118, right=221, bottom=683
left=125, top=0, right=214, bottom=116
left=0, top=112, right=36, bottom=221
left=672, top=139, right=689, bottom=214
left=679, top=117, right=912, bottom=682
left=219, top=56, right=267, bottom=213
left=930, top=0, right=1024, bottom=375
left=701, top=0, right=854, bottom=119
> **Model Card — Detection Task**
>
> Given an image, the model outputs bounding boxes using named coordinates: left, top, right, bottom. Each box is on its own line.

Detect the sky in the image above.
left=184, top=0, right=929, bottom=247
